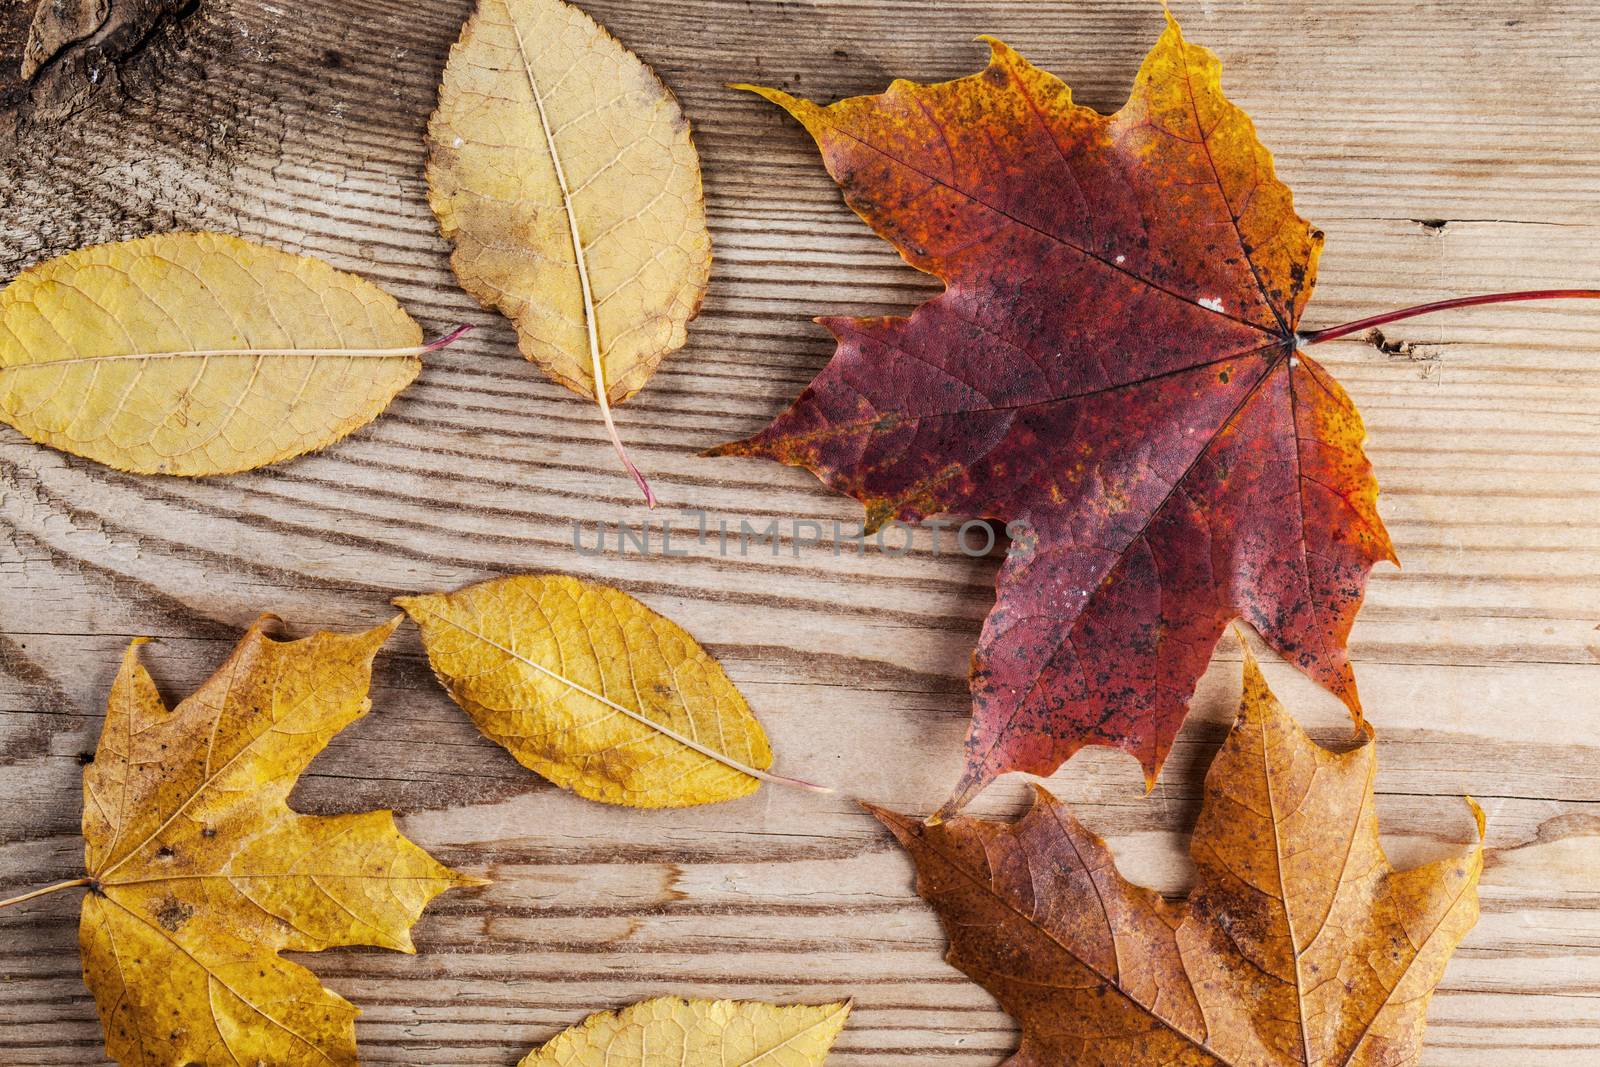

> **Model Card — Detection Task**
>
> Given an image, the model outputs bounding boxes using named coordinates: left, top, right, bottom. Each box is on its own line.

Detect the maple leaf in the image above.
left=0, top=232, right=463, bottom=476
left=72, top=616, right=482, bottom=1066
left=870, top=645, right=1484, bottom=1067
left=712, top=13, right=1396, bottom=812
left=428, top=0, right=713, bottom=505
left=517, top=996, right=851, bottom=1065
left=397, top=574, right=829, bottom=807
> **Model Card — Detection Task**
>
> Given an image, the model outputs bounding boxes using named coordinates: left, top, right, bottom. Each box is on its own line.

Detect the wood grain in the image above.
left=2, top=0, right=1598, bottom=1063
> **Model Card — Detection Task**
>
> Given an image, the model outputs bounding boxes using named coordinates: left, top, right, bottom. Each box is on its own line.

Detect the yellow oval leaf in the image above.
left=426, top=0, right=712, bottom=499
left=79, top=617, right=482, bottom=1067
left=396, top=574, right=800, bottom=808
left=518, top=997, right=851, bottom=1066
left=0, top=232, right=425, bottom=475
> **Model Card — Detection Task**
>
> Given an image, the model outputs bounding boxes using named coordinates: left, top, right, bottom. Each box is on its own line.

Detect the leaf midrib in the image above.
left=0, top=345, right=422, bottom=373
left=1174, top=25, right=1291, bottom=336
left=1261, top=706, right=1316, bottom=1065
left=501, top=0, right=609, bottom=400
left=768, top=339, right=1280, bottom=450
left=410, top=603, right=770, bottom=786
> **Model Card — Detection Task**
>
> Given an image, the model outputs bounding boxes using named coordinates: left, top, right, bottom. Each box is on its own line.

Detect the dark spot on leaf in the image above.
left=154, top=899, right=193, bottom=932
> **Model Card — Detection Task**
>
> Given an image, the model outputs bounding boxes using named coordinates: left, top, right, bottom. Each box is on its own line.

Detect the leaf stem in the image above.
left=1299, top=289, right=1600, bottom=346
left=0, top=877, right=90, bottom=910
left=596, top=384, right=658, bottom=509
left=423, top=323, right=476, bottom=351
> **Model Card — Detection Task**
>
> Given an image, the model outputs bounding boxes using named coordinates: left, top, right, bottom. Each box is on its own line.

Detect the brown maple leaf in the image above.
left=870, top=646, right=1484, bottom=1067
left=712, top=13, right=1396, bottom=813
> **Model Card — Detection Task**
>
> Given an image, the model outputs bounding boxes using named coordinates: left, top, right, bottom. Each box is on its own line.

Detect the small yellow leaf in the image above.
left=0, top=232, right=426, bottom=475
left=397, top=574, right=788, bottom=808
left=79, top=616, right=481, bottom=1067
left=518, top=996, right=851, bottom=1066
left=426, top=0, right=712, bottom=499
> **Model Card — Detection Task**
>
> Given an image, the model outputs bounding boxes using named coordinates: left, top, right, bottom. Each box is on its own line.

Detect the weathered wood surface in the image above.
left=2, top=0, right=1599, bottom=1062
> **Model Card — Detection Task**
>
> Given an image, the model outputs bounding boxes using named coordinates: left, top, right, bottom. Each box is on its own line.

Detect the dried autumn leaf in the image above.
left=871, top=646, right=1484, bottom=1067
left=427, top=0, right=712, bottom=504
left=517, top=996, right=851, bottom=1066
left=398, top=574, right=821, bottom=807
left=77, top=616, right=480, bottom=1067
left=0, top=232, right=435, bottom=475
left=713, top=14, right=1395, bottom=814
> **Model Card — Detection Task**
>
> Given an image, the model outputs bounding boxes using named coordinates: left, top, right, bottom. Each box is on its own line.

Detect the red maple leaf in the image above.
left=712, top=14, right=1396, bottom=814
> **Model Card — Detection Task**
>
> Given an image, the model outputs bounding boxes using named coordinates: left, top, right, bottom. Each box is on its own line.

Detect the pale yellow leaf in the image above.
left=426, top=0, right=712, bottom=499
left=518, top=996, right=851, bottom=1066
left=396, top=574, right=802, bottom=808
left=79, top=617, right=482, bottom=1066
left=0, top=231, right=426, bottom=475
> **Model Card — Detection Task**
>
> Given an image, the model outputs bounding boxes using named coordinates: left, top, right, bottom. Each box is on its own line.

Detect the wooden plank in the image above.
left=2, top=0, right=1598, bottom=1063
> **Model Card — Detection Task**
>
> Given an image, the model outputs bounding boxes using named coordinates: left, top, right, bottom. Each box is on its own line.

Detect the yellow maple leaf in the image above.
left=518, top=996, right=851, bottom=1066
left=69, top=616, right=482, bottom=1066
left=871, top=644, right=1485, bottom=1066
left=397, top=574, right=826, bottom=808
left=0, top=232, right=437, bottom=476
left=426, top=0, right=713, bottom=503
